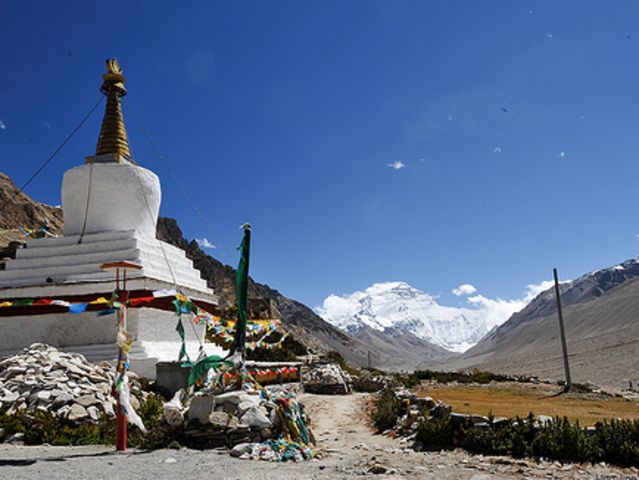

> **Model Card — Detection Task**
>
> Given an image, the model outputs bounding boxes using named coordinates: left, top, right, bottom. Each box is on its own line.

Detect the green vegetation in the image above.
left=371, top=389, right=639, bottom=467
left=401, top=369, right=518, bottom=388
left=370, top=389, right=402, bottom=432
left=417, top=412, right=639, bottom=467
left=0, top=395, right=180, bottom=449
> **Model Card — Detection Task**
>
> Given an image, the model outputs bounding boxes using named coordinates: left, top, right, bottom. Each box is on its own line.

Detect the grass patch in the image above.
left=421, top=384, right=639, bottom=426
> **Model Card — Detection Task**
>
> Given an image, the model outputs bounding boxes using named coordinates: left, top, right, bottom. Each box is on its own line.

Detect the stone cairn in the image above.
left=303, top=363, right=352, bottom=395
left=352, top=371, right=399, bottom=393
left=164, top=385, right=299, bottom=449
left=0, top=343, right=148, bottom=422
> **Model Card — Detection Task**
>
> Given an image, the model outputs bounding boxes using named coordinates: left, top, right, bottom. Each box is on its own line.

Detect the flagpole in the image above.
left=232, top=223, right=251, bottom=389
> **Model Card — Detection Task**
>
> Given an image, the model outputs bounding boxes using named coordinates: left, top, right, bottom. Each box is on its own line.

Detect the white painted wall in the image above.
left=62, top=163, right=161, bottom=238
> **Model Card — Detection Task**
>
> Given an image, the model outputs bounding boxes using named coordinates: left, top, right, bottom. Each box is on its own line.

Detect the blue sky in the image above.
left=1, top=1, right=639, bottom=310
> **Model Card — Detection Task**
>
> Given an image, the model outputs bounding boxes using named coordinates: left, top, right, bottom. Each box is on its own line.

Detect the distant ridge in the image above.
left=441, top=259, right=639, bottom=390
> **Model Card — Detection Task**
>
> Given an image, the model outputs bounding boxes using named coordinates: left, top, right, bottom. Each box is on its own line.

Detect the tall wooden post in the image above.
left=553, top=268, right=572, bottom=391
left=100, top=260, right=142, bottom=452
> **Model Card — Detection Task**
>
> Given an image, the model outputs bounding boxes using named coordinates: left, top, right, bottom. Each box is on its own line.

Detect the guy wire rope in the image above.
left=124, top=103, right=219, bottom=249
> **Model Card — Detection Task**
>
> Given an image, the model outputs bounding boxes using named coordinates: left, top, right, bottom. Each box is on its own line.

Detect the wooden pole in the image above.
left=367, top=351, right=372, bottom=369
left=115, top=268, right=128, bottom=451
left=553, top=268, right=572, bottom=391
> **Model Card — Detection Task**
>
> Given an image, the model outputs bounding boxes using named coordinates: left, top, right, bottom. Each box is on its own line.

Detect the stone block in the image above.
left=187, top=394, right=216, bottom=424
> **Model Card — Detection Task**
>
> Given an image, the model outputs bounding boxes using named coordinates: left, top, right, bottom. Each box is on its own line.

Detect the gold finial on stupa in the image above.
left=92, top=58, right=133, bottom=162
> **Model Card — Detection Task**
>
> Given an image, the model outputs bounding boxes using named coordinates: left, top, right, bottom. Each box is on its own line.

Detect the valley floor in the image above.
left=0, top=393, right=637, bottom=479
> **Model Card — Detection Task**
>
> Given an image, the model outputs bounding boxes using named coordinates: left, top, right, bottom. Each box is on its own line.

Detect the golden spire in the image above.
left=93, top=58, right=133, bottom=162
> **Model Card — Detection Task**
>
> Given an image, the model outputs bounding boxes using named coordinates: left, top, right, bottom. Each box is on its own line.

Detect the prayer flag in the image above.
left=230, top=224, right=251, bottom=355
left=69, top=303, right=88, bottom=314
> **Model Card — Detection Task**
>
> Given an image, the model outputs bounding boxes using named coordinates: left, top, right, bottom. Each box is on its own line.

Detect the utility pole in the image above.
left=367, top=351, right=372, bottom=369
left=553, top=268, right=572, bottom=391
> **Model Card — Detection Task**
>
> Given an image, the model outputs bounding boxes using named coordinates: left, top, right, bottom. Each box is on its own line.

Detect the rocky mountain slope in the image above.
left=155, top=217, right=381, bottom=366
left=157, top=219, right=455, bottom=370
left=442, top=259, right=639, bottom=390
left=316, top=281, right=503, bottom=352
left=0, top=173, right=63, bottom=263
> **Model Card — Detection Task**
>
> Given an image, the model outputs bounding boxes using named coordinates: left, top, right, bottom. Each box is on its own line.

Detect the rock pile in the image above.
left=391, top=389, right=445, bottom=436
left=352, top=372, right=399, bottom=393
left=0, top=343, right=147, bottom=422
left=303, top=363, right=352, bottom=394
left=165, top=385, right=301, bottom=449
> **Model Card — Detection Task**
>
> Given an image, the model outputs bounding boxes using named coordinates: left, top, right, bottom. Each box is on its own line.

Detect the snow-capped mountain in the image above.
left=315, top=281, right=525, bottom=352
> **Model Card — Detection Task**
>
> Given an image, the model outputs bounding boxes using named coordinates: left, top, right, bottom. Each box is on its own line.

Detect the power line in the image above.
left=18, top=97, right=104, bottom=194
left=124, top=103, right=219, bottom=247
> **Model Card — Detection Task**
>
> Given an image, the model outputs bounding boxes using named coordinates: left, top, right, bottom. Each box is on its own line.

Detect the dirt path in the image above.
left=0, top=393, right=637, bottom=479
left=300, top=392, right=638, bottom=479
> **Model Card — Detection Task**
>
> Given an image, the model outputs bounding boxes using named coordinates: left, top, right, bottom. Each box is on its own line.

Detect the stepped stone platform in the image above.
left=0, top=229, right=212, bottom=293
left=0, top=229, right=221, bottom=378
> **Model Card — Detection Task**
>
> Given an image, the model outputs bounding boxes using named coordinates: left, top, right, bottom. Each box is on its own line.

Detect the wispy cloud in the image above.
left=0, top=119, right=6, bottom=131
left=493, top=146, right=502, bottom=154
left=386, top=160, right=406, bottom=170
left=452, top=283, right=477, bottom=296
left=196, top=237, right=217, bottom=249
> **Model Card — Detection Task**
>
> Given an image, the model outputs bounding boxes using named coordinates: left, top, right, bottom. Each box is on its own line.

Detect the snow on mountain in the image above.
left=315, top=281, right=545, bottom=352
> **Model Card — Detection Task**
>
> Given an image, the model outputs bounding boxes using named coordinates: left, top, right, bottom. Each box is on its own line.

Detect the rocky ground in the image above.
left=1, top=393, right=637, bottom=479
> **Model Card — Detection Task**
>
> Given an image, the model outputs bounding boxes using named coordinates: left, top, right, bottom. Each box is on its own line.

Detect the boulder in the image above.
left=67, top=404, right=88, bottom=422
left=230, top=442, right=253, bottom=458
left=239, top=406, right=272, bottom=429
left=303, top=363, right=352, bottom=395
left=209, top=411, right=230, bottom=429
left=187, top=394, right=216, bottom=425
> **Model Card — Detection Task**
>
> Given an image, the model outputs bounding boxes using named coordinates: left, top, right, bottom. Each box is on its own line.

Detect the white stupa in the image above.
left=0, top=59, right=221, bottom=377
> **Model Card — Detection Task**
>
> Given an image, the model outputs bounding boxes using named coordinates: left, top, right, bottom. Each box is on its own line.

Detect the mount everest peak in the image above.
left=316, top=281, right=538, bottom=352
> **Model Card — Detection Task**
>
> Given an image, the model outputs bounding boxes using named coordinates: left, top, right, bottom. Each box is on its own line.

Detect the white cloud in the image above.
left=0, top=119, right=6, bottom=130
left=493, top=146, right=502, bottom=154
left=523, top=280, right=556, bottom=301
left=557, top=151, right=566, bottom=159
left=386, top=160, right=406, bottom=170
left=546, top=33, right=553, bottom=40
left=452, top=283, right=477, bottom=296
left=196, top=237, right=217, bottom=249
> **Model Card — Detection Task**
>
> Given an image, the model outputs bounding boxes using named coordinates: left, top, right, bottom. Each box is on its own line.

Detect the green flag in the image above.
left=230, top=224, right=251, bottom=355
